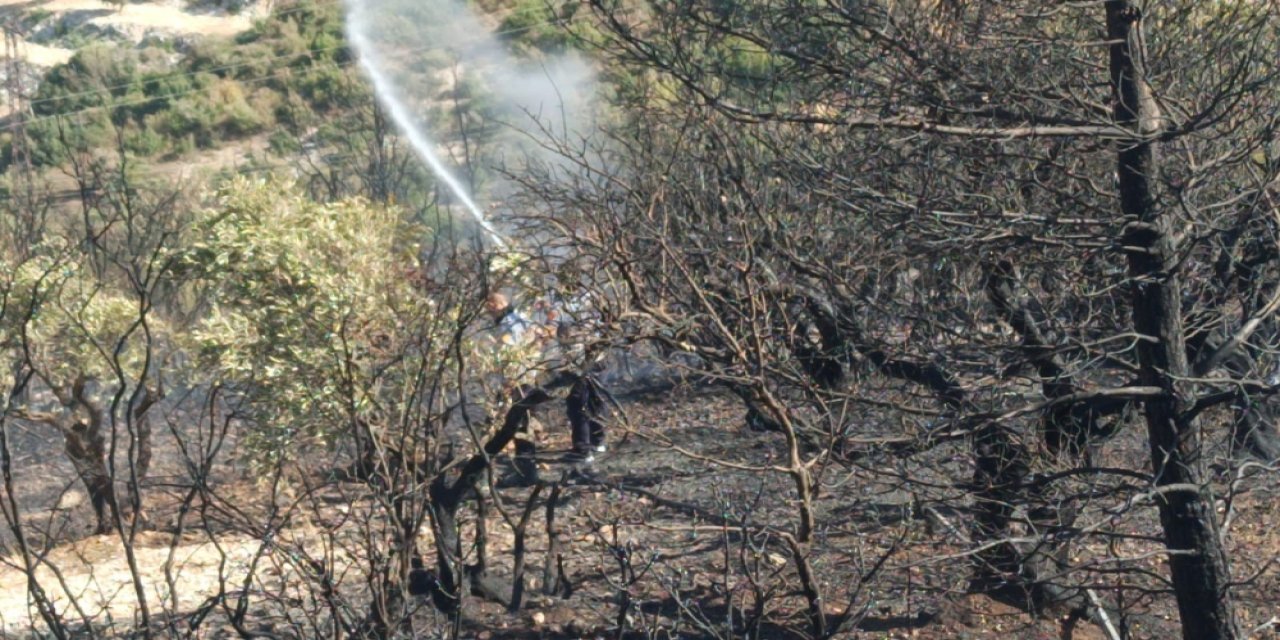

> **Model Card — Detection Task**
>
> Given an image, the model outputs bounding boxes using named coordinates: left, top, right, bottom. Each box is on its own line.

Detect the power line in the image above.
left=0, top=147, right=394, bottom=202
left=16, top=6, right=608, bottom=117
left=19, top=56, right=358, bottom=129
left=25, top=2, right=352, bottom=110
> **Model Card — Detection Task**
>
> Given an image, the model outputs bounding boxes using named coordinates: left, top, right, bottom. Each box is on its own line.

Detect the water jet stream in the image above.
left=343, top=0, right=507, bottom=248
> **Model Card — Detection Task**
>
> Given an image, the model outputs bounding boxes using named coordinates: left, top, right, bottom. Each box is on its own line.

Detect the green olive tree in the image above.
left=185, top=177, right=557, bottom=633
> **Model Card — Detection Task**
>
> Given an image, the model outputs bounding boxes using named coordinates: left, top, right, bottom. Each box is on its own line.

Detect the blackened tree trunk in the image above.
left=63, top=417, right=115, bottom=535
left=125, top=386, right=156, bottom=527
left=426, top=388, right=552, bottom=614
left=52, top=378, right=118, bottom=536
left=828, top=298, right=1080, bottom=611
left=1107, top=3, right=1239, bottom=639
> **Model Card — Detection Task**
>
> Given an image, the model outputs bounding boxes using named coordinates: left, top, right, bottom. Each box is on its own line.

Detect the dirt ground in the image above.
left=0, top=0, right=264, bottom=76
left=2, top=380, right=1278, bottom=639
left=0, top=0, right=266, bottom=124
left=0, top=0, right=263, bottom=38
left=0, top=531, right=263, bottom=634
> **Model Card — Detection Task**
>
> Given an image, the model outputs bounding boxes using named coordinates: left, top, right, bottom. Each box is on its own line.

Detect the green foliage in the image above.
left=719, top=35, right=777, bottom=86
left=293, top=63, right=358, bottom=111
left=24, top=0, right=360, bottom=165
left=32, top=45, right=143, bottom=116
left=185, top=179, right=430, bottom=459
left=267, top=128, right=301, bottom=155
left=498, top=0, right=571, bottom=55
left=0, top=243, right=156, bottom=390
left=183, top=179, right=545, bottom=463
left=124, top=124, right=167, bottom=156
left=488, top=0, right=607, bottom=55
left=26, top=111, right=115, bottom=167
left=186, top=0, right=255, bottom=15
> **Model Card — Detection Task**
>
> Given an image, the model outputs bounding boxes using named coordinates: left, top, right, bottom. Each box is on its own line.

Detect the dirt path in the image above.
left=0, top=530, right=263, bottom=635
left=13, top=37, right=73, bottom=67
left=0, top=0, right=267, bottom=78
left=0, top=0, right=264, bottom=38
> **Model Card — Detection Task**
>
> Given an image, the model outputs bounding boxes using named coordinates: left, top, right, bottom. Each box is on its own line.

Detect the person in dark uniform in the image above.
left=564, top=372, right=607, bottom=460
left=487, top=291, right=610, bottom=484
left=544, top=292, right=609, bottom=463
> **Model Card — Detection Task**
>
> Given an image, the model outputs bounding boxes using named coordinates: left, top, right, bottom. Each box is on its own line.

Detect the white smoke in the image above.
left=342, top=0, right=598, bottom=243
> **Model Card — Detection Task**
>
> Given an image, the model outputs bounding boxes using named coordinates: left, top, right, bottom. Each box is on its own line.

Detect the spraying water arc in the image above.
left=343, top=0, right=507, bottom=249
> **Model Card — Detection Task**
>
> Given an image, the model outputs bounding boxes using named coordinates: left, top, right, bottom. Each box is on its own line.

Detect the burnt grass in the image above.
left=416, top=383, right=1279, bottom=639
left=3, top=380, right=1280, bottom=639
left=445, top=383, right=1280, bottom=640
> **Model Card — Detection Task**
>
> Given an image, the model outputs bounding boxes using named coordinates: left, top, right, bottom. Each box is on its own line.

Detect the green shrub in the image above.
left=156, top=97, right=218, bottom=148
left=247, top=87, right=283, bottom=124
left=125, top=126, right=167, bottom=157
left=499, top=0, right=571, bottom=55
left=185, top=178, right=443, bottom=461
left=295, top=64, right=356, bottom=111
left=169, top=133, right=196, bottom=157
left=720, top=35, right=778, bottom=87
left=267, top=129, right=301, bottom=155
left=23, top=0, right=367, bottom=166
left=185, top=38, right=236, bottom=73
left=33, top=45, right=143, bottom=116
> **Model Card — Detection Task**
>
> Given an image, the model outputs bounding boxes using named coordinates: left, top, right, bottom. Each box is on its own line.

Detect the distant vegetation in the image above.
left=185, top=0, right=258, bottom=13
left=15, top=0, right=354, bottom=166
left=5, top=0, right=609, bottom=213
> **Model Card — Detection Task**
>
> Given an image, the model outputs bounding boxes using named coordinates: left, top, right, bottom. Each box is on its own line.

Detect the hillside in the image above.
left=0, top=2, right=1277, bottom=640
left=0, top=0, right=267, bottom=113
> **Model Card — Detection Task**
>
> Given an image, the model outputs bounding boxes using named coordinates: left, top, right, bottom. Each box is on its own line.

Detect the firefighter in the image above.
left=486, top=290, right=610, bottom=485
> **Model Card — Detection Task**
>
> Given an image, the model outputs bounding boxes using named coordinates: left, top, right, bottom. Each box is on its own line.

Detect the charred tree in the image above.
left=46, top=377, right=118, bottom=536
left=1107, top=3, right=1239, bottom=638
left=425, top=387, right=552, bottom=614
left=985, top=259, right=1131, bottom=459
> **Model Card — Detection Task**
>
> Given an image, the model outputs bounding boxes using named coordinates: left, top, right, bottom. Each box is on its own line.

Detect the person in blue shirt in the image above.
left=485, top=292, right=533, bottom=344
left=485, top=292, right=542, bottom=484
left=486, top=291, right=609, bottom=486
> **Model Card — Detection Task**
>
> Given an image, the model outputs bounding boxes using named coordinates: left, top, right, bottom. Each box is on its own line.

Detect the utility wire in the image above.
left=14, top=6, right=615, bottom=116
left=18, top=56, right=361, bottom=129
left=0, top=2, right=630, bottom=192
left=0, top=147, right=408, bottom=202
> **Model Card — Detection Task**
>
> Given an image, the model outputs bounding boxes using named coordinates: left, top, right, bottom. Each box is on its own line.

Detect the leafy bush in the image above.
left=186, top=179, right=429, bottom=458
left=184, top=178, right=539, bottom=463
left=32, top=45, right=144, bottom=116
left=1, top=243, right=157, bottom=390
left=185, top=0, right=256, bottom=15
left=125, top=124, right=167, bottom=156
left=154, top=96, right=219, bottom=148
left=498, top=0, right=572, bottom=55
left=719, top=35, right=778, bottom=87
left=267, top=128, right=301, bottom=155
left=26, top=0, right=359, bottom=163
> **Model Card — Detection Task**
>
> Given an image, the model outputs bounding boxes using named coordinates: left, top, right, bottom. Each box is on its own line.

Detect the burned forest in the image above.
left=1, top=0, right=1279, bottom=639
